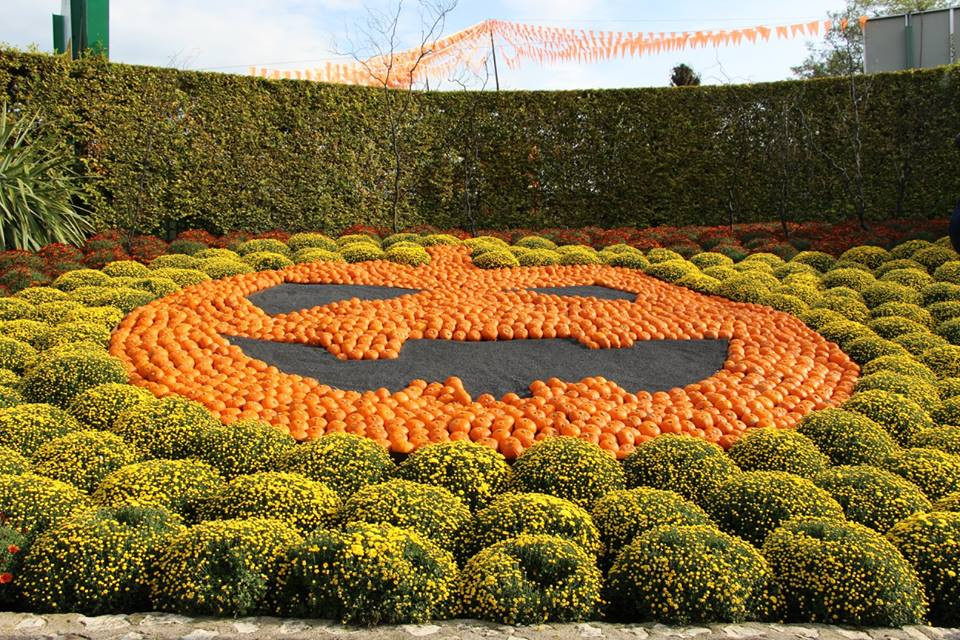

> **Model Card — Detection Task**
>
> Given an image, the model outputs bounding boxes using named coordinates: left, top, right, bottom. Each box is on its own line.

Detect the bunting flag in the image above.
left=251, top=15, right=867, bottom=88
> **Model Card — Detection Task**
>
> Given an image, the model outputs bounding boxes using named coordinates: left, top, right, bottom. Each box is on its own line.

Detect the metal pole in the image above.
left=489, top=27, right=500, bottom=91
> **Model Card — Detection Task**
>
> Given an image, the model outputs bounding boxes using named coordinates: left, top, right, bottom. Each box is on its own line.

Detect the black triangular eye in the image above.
left=247, top=283, right=421, bottom=315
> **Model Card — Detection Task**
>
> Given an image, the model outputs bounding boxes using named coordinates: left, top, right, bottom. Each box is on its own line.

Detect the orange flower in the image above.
left=0, top=573, right=13, bottom=584
left=6, top=545, right=18, bottom=554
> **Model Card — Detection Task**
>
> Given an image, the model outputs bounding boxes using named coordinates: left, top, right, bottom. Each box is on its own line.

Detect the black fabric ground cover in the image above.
left=234, top=284, right=728, bottom=397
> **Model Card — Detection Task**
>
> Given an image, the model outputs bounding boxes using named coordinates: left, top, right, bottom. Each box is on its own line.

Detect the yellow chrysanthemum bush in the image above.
left=883, top=448, right=960, bottom=500
left=842, top=389, right=933, bottom=446
left=622, top=434, right=739, bottom=505
left=726, top=427, right=829, bottom=478
left=457, top=492, right=601, bottom=563
left=66, top=383, right=153, bottom=431
left=0, top=445, right=29, bottom=475
left=31, top=430, right=142, bottom=493
left=151, top=517, right=303, bottom=617
left=795, top=408, right=899, bottom=466
left=193, top=419, right=295, bottom=479
left=0, top=403, right=82, bottom=457
left=19, top=505, right=184, bottom=614
left=242, top=251, right=294, bottom=271
left=0, top=337, right=36, bottom=374
left=20, top=350, right=128, bottom=408
left=111, top=396, right=220, bottom=459
left=886, top=511, right=960, bottom=626
left=393, top=440, right=510, bottom=510
left=590, top=487, right=712, bottom=570
left=287, top=232, right=337, bottom=253
left=198, top=257, right=254, bottom=278
left=385, top=243, right=431, bottom=266
left=275, top=521, right=458, bottom=624
left=762, top=517, right=926, bottom=625
left=506, top=436, right=625, bottom=509
left=458, top=534, right=602, bottom=625
left=912, top=426, right=960, bottom=455
left=704, top=471, right=845, bottom=546
left=199, top=471, right=341, bottom=533
left=812, top=465, right=932, bottom=533
left=278, top=432, right=394, bottom=498
left=605, top=525, right=779, bottom=624
left=854, top=370, right=940, bottom=407
left=933, top=492, right=960, bottom=511
left=473, top=249, right=520, bottom=269
left=339, top=479, right=470, bottom=551
left=0, top=473, right=88, bottom=538
left=92, top=459, right=225, bottom=522
left=340, top=242, right=385, bottom=263
left=235, top=238, right=292, bottom=257
left=293, top=248, right=344, bottom=265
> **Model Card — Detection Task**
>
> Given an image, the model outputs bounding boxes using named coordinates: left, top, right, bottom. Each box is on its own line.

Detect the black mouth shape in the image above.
left=235, top=284, right=728, bottom=398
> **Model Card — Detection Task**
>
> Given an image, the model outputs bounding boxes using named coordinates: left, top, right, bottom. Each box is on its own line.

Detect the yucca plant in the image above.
left=0, top=105, right=93, bottom=250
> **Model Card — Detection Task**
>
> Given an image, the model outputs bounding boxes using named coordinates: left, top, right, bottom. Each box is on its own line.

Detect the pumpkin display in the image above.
left=110, top=246, right=858, bottom=458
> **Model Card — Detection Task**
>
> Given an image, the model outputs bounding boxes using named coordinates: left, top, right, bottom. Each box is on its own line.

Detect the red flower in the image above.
left=7, top=545, right=18, bottom=554
left=0, top=573, right=12, bottom=584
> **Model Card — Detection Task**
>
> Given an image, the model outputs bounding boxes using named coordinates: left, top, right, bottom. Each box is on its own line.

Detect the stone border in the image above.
left=0, top=614, right=957, bottom=640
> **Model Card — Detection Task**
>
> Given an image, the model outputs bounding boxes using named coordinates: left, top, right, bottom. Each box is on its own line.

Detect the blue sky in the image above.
left=3, top=0, right=848, bottom=89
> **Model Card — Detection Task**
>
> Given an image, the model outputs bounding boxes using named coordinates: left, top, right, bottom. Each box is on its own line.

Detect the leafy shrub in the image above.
left=287, top=232, right=336, bottom=252
left=279, top=432, right=394, bottom=498
left=0, top=403, right=81, bottom=457
left=912, top=245, right=956, bottom=271
left=933, top=260, right=960, bottom=283
left=821, top=268, right=875, bottom=291
left=590, top=487, right=711, bottom=569
left=913, top=426, right=960, bottom=455
left=12, top=286, right=68, bottom=304
left=385, top=243, right=430, bottom=266
left=151, top=517, right=302, bottom=616
left=702, top=265, right=738, bottom=281
left=0, top=445, right=28, bottom=475
left=811, top=296, right=870, bottom=323
left=889, top=240, right=933, bottom=260
left=875, top=259, right=927, bottom=278
left=147, top=267, right=210, bottom=288
left=112, top=396, right=219, bottom=459
left=276, top=522, right=457, bottom=624
left=381, top=233, right=419, bottom=249
left=199, top=257, right=254, bottom=278
left=705, top=471, right=845, bottom=546
left=891, top=330, right=948, bottom=356
left=519, top=248, right=562, bottom=266
left=938, top=378, right=960, bottom=400
left=843, top=390, right=932, bottom=446
left=932, top=396, right=960, bottom=426
left=0, top=319, right=52, bottom=348
left=166, top=239, right=207, bottom=255
left=606, top=525, right=778, bottom=624
left=506, top=436, right=624, bottom=509
left=762, top=517, right=926, bottom=625
left=336, top=233, right=380, bottom=247
left=473, top=249, right=519, bottom=269
left=191, top=247, right=241, bottom=260
left=870, top=302, right=934, bottom=328
left=716, top=275, right=777, bottom=304
left=689, top=252, right=732, bottom=268
left=623, top=434, right=739, bottom=505
left=886, top=511, right=960, bottom=626
left=792, top=250, right=835, bottom=271
left=67, top=383, right=153, bottom=431
left=860, top=355, right=937, bottom=383
left=796, top=409, right=898, bottom=466
left=515, top=235, right=557, bottom=250
left=558, top=247, right=601, bottom=266
left=861, top=281, right=922, bottom=308
left=0, top=298, right=35, bottom=321
left=148, top=254, right=201, bottom=270
left=20, top=351, right=127, bottom=408
left=880, top=268, right=933, bottom=288
left=120, top=276, right=179, bottom=297
left=393, top=440, right=510, bottom=510
left=727, top=428, right=829, bottom=478
left=458, top=492, right=601, bottom=562
left=854, top=371, right=940, bottom=409
left=339, top=479, right=469, bottom=550
left=921, top=344, right=960, bottom=377
left=813, top=465, right=931, bottom=532
left=52, top=269, right=112, bottom=292
left=235, top=238, right=291, bottom=257
left=761, top=293, right=808, bottom=315
left=93, top=459, right=225, bottom=522
left=62, top=305, right=124, bottom=329
left=884, top=448, right=960, bottom=500
left=675, top=273, right=721, bottom=295
left=241, top=251, right=294, bottom=271
left=200, top=471, right=340, bottom=533
left=868, top=316, right=930, bottom=339
left=839, top=245, right=889, bottom=269
left=42, top=320, right=112, bottom=348
left=293, top=248, right=344, bottom=264
left=646, top=248, right=685, bottom=263
left=0, top=473, right=88, bottom=538
left=194, top=419, right=295, bottom=479
left=0, top=337, right=35, bottom=373
left=32, top=430, right=141, bottom=493
left=922, top=282, right=960, bottom=305
left=19, top=505, right=183, bottom=613
left=339, top=242, right=385, bottom=263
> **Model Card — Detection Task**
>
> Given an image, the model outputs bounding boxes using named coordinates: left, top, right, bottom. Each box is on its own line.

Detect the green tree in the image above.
left=670, top=63, right=701, bottom=86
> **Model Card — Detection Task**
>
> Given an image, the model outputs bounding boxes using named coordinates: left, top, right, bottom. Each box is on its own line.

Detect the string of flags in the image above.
left=249, top=15, right=869, bottom=87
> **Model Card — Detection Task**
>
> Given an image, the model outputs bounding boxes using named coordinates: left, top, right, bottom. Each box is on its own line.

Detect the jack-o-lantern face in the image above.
left=110, top=246, right=859, bottom=458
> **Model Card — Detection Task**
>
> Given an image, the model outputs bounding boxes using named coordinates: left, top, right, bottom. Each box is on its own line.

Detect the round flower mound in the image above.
left=940, top=378, right=960, bottom=400
left=287, top=232, right=336, bottom=253
left=112, top=396, right=220, bottom=460
left=506, top=437, right=625, bottom=509
left=151, top=517, right=303, bottom=617
left=385, top=244, right=430, bottom=266
left=623, top=434, right=739, bottom=505
left=199, top=257, right=254, bottom=278
left=235, top=238, right=291, bottom=257
left=0, top=473, right=88, bottom=537
left=199, top=471, right=340, bottom=533
left=19, top=505, right=183, bottom=614
left=458, top=492, right=601, bottom=562
left=473, top=249, right=519, bottom=269
left=194, top=419, right=296, bottom=479
left=0, top=445, right=29, bottom=475
left=66, top=383, right=153, bottom=431
left=921, top=344, right=960, bottom=378
left=842, top=390, right=932, bottom=447
left=727, top=428, right=829, bottom=478
left=913, top=426, right=960, bottom=455
left=279, top=432, right=394, bottom=497
left=762, top=517, right=926, bottom=625
left=706, top=471, right=845, bottom=546
left=813, top=466, right=932, bottom=533
left=458, top=534, right=601, bottom=625
left=275, top=521, right=457, bottom=624
left=870, top=302, right=934, bottom=328
left=886, top=511, right=960, bottom=626
left=93, top=459, right=225, bottom=522
left=393, top=440, right=510, bottom=510
left=340, top=242, right=385, bottom=263
left=0, top=403, right=82, bottom=457
left=606, top=525, right=778, bottom=624
left=796, top=409, right=898, bottom=466
left=860, top=355, right=937, bottom=383
left=933, top=492, right=960, bottom=511
left=932, top=397, right=960, bottom=426
left=884, top=448, right=960, bottom=500
left=31, top=430, right=141, bottom=493
left=293, top=248, right=343, bottom=265
left=44, top=321, right=113, bottom=348
left=855, top=371, right=940, bottom=407
left=242, top=251, right=294, bottom=271
left=0, top=336, right=36, bottom=373
left=20, top=351, right=128, bottom=408
left=340, top=479, right=469, bottom=550
left=590, top=487, right=711, bottom=569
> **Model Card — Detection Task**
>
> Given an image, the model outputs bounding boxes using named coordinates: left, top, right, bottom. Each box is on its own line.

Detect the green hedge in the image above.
left=2, top=50, right=958, bottom=234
